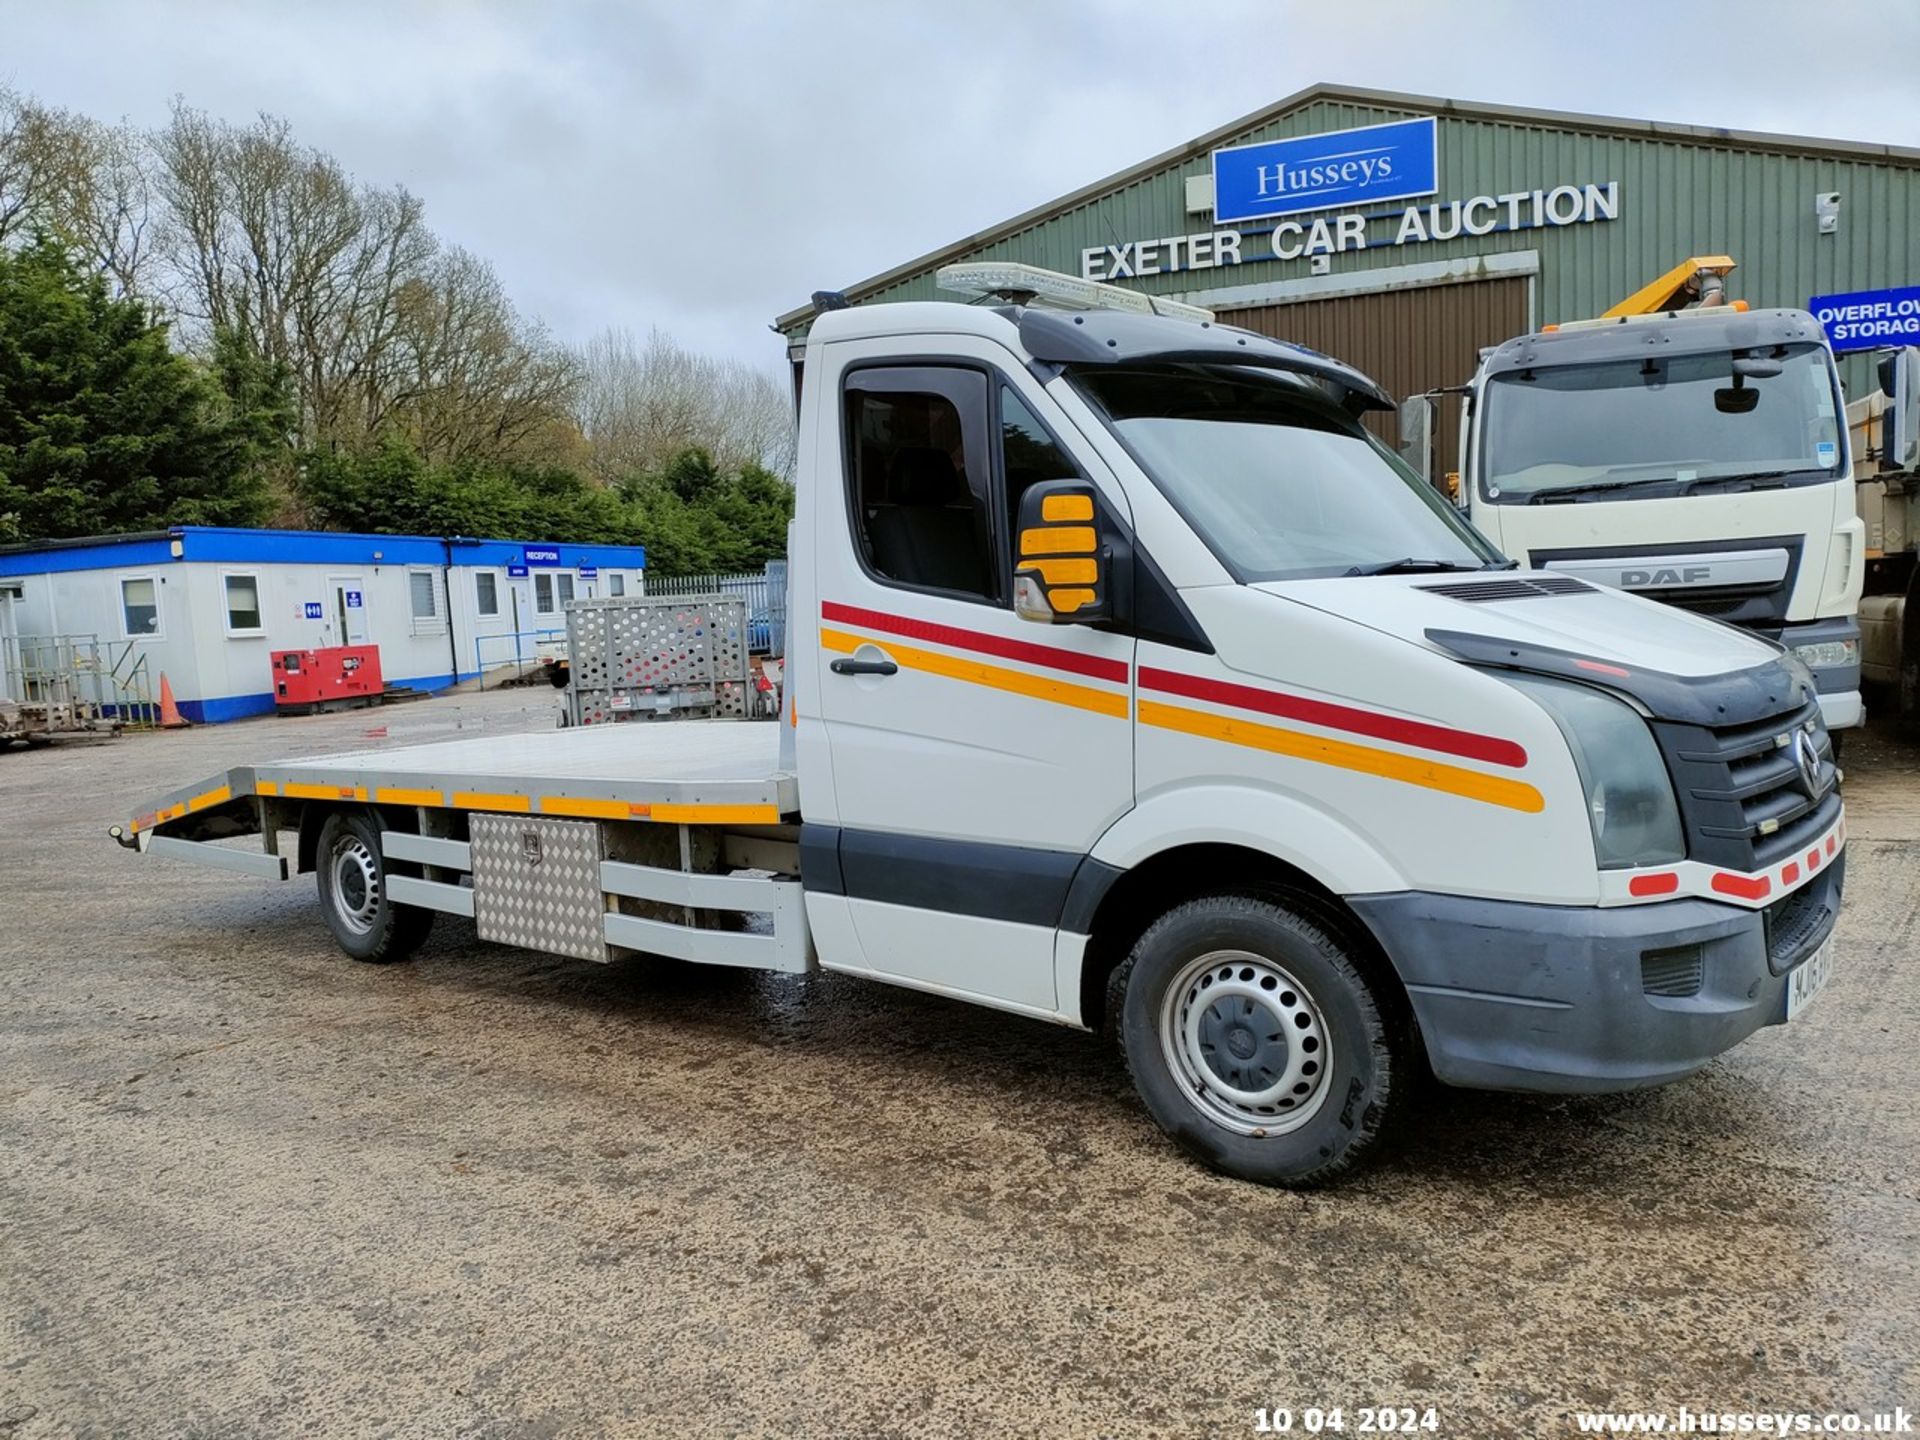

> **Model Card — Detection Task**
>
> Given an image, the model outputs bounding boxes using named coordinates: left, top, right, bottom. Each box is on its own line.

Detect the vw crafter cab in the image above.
left=118, top=265, right=1846, bottom=1186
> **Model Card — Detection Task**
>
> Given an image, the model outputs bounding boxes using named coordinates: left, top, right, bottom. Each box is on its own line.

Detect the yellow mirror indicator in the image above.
left=1040, top=493, right=1094, bottom=522
left=1020, top=525, right=1096, bottom=556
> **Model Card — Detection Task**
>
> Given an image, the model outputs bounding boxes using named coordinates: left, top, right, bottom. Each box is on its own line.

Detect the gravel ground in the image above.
left=1, top=688, right=1915, bottom=1438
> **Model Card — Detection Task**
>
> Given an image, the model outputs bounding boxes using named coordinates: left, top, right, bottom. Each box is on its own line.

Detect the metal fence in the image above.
left=643, top=561, right=787, bottom=656
left=2, top=632, right=156, bottom=731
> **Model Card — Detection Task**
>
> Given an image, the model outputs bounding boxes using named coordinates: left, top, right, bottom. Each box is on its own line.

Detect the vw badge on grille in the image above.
left=1792, top=730, right=1822, bottom=799
left=520, top=830, right=544, bottom=866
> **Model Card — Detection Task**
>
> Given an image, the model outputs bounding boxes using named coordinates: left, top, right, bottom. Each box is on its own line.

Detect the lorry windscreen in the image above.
left=1071, top=363, right=1501, bottom=583
left=1480, top=342, right=1844, bottom=504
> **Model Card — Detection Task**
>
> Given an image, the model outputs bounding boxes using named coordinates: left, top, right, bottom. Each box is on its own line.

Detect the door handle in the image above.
left=830, top=658, right=898, bottom=677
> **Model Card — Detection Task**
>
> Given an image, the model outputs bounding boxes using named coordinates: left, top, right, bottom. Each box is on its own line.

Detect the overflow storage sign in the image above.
left=1809, top=285, right=1920, bottom=352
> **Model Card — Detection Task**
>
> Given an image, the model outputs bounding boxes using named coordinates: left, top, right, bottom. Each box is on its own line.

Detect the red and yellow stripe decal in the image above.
left=819, top=600, right=1128, bottom=718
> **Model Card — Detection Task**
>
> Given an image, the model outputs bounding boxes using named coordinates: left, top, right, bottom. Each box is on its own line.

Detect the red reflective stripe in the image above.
left=1782, top=861, right=1801, bottom=885
left=1806, top=850, right=1821, bottom=870
left=1826, top=834, right=1837, bottom=855
left=1711, top=871, right=1772, bottom=901
left=820, top=601, right=1128, bottom=684
left=1628, top=872, right=1680, bottom=897
left=1138, top=666, right=1528, bottom=769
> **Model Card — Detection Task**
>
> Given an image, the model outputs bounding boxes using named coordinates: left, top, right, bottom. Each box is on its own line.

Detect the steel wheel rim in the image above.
left=1159, top=948, right=1333, bottom=1138
left=331, top=836, right=381, bottom=935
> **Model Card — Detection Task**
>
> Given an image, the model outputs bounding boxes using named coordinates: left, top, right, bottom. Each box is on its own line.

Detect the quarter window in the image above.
left=999, top=386, right=1083, bottom=545
left=121, top=577, right=159, bottom=636
left=223, top=574, right=262, bottom=633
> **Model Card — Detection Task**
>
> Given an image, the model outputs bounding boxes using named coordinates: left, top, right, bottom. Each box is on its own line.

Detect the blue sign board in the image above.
left=1808, top=285, right=1920, bottom=353
left=507, top=562, right=529, bottom=578
left=303, top=601, right=324, bottom=620
left=345, top=590, right=362, bottom=609
left=578, top=564, right=598, bottom=579
left=1213, top=117, right=1438, bottom=224
left=522, top=546, right=562, bottom=567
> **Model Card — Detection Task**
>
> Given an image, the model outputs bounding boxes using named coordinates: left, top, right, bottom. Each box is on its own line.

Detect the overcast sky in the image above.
left=7, top=0, right=1919, bottom=370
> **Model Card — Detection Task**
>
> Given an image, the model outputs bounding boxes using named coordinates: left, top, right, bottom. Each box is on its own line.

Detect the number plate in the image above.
left=1785, top=936, right=1835, bottom=1021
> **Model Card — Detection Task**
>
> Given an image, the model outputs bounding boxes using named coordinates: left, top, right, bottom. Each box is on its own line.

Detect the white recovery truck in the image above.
left=1405, top=259, right=1865, bottom=734
left=117, top=267, right=1847, bottom=1186
left=1849, top=346, right=1920, bottom=723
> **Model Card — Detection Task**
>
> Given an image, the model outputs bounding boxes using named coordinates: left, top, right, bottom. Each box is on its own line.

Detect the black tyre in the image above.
left=315, top=811, right=434, bottom=963
left=1113, top=894, right=1406, bottom=1187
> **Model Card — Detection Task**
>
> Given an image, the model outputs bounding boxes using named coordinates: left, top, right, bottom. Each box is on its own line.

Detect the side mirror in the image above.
left=1013, top=480, right=1112, bottom=624
left=1396, top=396, right=1434, bottom=487
left=1879, top=347, right=1920, bottom=471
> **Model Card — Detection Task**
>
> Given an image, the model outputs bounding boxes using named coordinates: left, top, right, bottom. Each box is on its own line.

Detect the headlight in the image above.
left=1791, top=638, right=1858, bottom=670
left=1503, top=674, right=1685, bottom=869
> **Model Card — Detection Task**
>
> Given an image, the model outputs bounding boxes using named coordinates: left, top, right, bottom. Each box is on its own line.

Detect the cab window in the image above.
left=844, top=366, right=996, bottom=600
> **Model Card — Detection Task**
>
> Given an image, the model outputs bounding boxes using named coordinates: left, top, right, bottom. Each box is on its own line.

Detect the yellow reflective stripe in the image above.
left=821, top=627, right=1127, bottom=719
left=283, top=782, right=362, bottom=801
left=1048, top=588, right=1096, bottom=613
left=1138, top=699, right=1545, bottom=813
left=255, top=780, right=280, bottom=797
left=451, top=791, right=533, bottom=812
left=375, top=786, right=445, bottom=806
left=651, top=803, right=782, bottom=825
left=1020, top=525, right=1096, bottom=556
left=542, top=795, right=644, bottom=820
left=1041, top=493, right=1093, bottom=522
left=187, top=784, right=232, bottom=812
left=1028, top=557, right=1097, bottom=585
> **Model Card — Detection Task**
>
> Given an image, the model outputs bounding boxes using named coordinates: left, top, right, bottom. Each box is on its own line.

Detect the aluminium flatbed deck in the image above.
left=128, top=720, right=797, bottom=837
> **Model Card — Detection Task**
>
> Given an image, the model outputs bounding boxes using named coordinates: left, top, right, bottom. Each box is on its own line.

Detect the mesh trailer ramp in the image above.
left=111, top=721, right=812, bottom=974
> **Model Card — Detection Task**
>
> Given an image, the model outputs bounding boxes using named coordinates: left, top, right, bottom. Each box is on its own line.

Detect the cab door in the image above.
left=806, top=339, right=1135, bottom=1017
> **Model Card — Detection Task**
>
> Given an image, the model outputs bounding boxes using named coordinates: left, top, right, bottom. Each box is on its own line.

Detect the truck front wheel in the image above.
left=1114, top=894, right=1406, bottom=1186
left=316, top=811, right=434, bottom=963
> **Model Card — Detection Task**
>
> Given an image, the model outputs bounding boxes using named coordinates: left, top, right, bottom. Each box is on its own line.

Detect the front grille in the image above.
left=1420, top=575, right=1594, bottom=602
left=1641, top=945, right=1705, bottom=998
left=1651, top=696, right=1840, bottom=872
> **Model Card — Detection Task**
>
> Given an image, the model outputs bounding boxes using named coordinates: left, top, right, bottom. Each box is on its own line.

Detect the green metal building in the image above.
left=776, top=83, right=1920, bottom=463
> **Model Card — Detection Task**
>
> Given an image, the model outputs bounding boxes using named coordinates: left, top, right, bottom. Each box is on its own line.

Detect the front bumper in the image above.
left=1350, top=859, right=1843, bottom=1093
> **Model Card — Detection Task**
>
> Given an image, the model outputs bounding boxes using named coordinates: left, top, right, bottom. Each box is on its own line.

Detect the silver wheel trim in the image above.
left=1158, top=948, right=1334, bottom=1139
left=330, top=836, right=382, bottom=935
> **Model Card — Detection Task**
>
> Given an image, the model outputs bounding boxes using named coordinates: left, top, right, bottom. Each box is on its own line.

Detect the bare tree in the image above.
left=578, top=327, right=795, bottom=480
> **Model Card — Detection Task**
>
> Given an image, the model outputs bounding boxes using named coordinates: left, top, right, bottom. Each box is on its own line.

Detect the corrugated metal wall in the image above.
left=787, top=94, right=1920, bottom=398
left=1219, top=277, right=1530, bottom=466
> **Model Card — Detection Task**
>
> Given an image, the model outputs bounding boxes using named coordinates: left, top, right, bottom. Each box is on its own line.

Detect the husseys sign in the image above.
left=1080, top=115, right=1621, bottom=283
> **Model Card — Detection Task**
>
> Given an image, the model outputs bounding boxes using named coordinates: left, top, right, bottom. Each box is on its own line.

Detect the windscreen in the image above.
left=1071, top=364, right=1500, bottom=582
left=1480, top=342, right=1843, bottom=503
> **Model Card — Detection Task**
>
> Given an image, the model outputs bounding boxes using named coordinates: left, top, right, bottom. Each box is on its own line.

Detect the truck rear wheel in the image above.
left=1113, top=894, right=1405, bottom=1187
left=316, top=811, right=434, bottom=963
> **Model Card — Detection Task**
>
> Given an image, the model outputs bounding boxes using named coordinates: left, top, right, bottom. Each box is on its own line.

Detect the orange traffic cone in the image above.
left=158, top=673, right=190, bottom=729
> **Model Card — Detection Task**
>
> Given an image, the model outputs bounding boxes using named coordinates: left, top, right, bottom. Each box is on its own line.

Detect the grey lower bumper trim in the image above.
left=387, top=874, right=475, bottom=917
left=146, top=834, right=289, bottom=881
left=1351, top=886, right=1839, bottom=1094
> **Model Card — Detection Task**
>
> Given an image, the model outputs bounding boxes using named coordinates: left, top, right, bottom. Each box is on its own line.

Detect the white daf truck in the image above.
left=1415, top=279, right=1865, bottom=735
left=117, top=267, right=1846, bottom=1187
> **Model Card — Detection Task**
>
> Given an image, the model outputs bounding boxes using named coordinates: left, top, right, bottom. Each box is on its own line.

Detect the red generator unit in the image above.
left=271, top=646, right=385, bottom=713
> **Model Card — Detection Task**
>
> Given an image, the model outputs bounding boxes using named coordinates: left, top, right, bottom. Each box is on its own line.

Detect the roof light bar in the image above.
left=937, top=261, right=1215, bottom=325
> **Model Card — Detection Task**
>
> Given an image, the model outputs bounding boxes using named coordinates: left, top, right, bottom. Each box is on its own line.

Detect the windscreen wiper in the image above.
left=1681, top=471, right=1795, bottom=496
left=1524, top=477, right=1677, bottom=504
left=1344, top=558, right=1487, bottom=577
